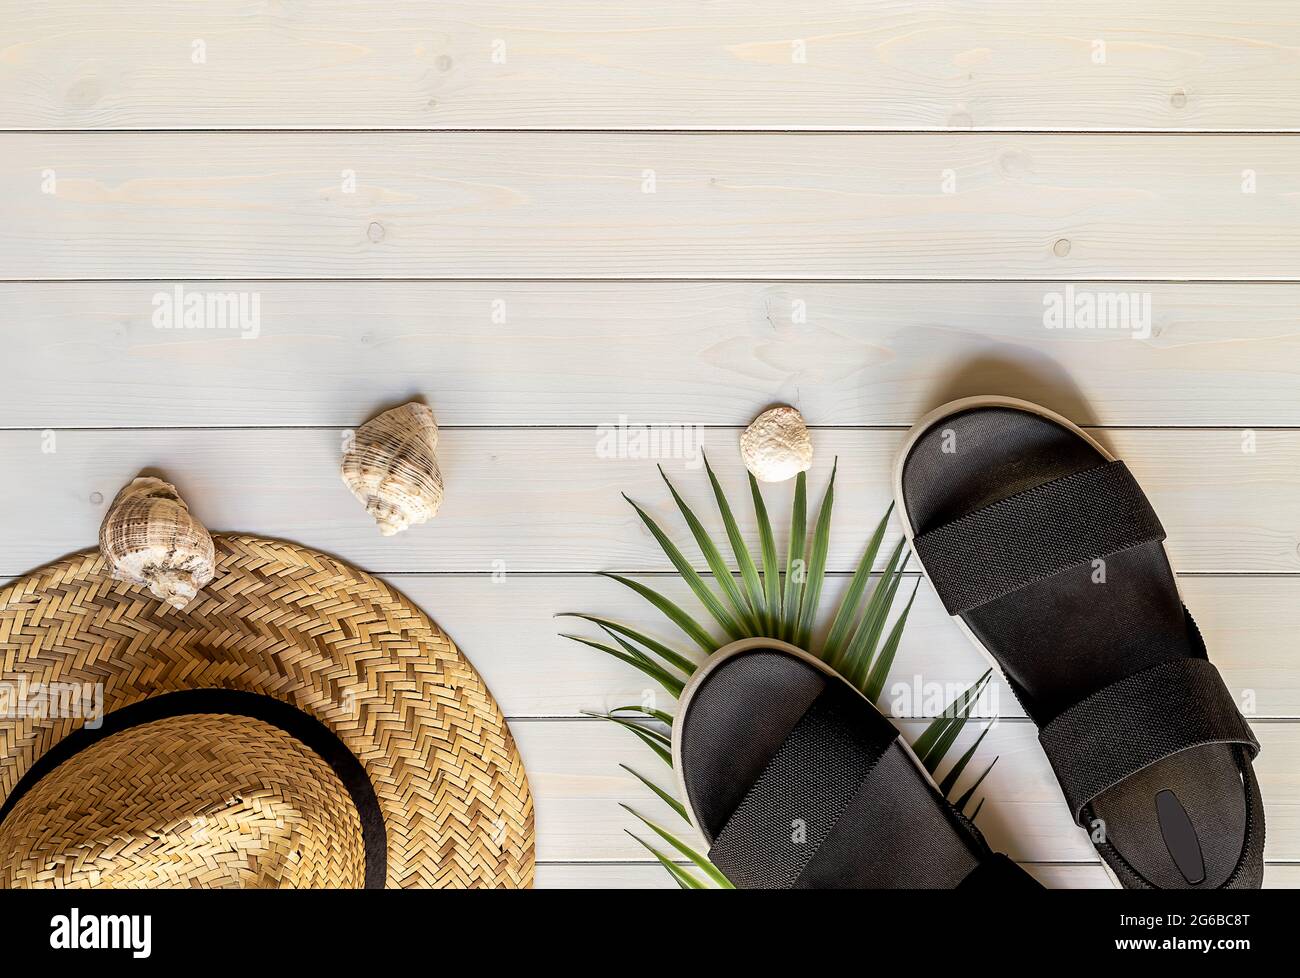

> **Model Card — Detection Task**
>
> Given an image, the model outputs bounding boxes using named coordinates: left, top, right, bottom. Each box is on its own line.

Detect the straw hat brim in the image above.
left=0, top=535, right=534, bottom=889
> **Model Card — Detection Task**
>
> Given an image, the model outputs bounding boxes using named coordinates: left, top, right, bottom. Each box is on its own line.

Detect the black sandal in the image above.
left=671, top=639, right=1041, bottom=889
left=895, top=396, right=1264, bottom=889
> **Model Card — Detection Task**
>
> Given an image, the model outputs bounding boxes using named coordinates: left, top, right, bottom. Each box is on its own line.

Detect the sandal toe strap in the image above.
left=707, top=684, right=895, bottom=888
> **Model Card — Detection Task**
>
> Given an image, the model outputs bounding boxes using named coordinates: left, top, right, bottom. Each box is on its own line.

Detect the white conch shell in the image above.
left=99, top=477, right=215, bottom=609
left=341, top=402, right=444, bottom=536
left=740, top=405, right=814, bottom=483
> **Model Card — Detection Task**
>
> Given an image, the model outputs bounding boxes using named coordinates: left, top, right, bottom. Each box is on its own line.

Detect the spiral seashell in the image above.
left=740, top=405, right=814, bottom=483
left=341, top=402, right=444, bottom=536
left=99, top=477, right=215, bottom=609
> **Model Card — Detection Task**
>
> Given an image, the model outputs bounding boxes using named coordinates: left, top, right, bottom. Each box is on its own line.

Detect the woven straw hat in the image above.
left=0, top=535, right=534, bottom=888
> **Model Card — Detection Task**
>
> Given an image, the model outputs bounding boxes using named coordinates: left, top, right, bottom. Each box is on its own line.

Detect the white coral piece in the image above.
left=740, top=406, right=813, bottom=483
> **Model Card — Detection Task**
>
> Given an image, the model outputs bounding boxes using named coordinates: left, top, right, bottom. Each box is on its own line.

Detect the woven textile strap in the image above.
left=707, top=684, right=896, bottom=889
left=1039, top=657, right=1260, bottom=824
left=914, top=460, right=1166, bottom=615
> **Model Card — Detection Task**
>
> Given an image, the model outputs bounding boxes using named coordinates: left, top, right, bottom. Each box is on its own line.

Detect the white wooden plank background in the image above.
left=5, top=281, right=1300, bottom=428
left=536, top=862, right=1300, bottom=889
left=5, top=2, right=1300, bottom=131
left=3, top=427, right=1297, bottom=576
left=6, top=133, right=1300, bottom=280
left=4, top=2, right=1299, bottom=889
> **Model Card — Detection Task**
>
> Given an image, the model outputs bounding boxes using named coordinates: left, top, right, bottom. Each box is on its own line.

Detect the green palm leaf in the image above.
left=584, top=710, right=673, bottom=765
left=598, top=623, right=658, bottom=664
left=611, top=705, right=676, bottom=726
left=954, top=757, right=999, bottom=815
left=749, top=473, right=782, bottom=634
left=627, top=832, right=705, bottom=889
left=623, top=494, right=745, bottom=641
left=586, top=712, right=672, bottom=749
left=911, top=671, right=991, bottom=760
left=938, top=720, right=994, bottom=796
left=861, top=577, right=921, bottom=703
left=923, top=720, right=970, bottom=774
left=556, top=613, right=698, bottom=675
left=620, top=764, right=689, bottom=822
left=602, top=573, right=715, bottom=653
left=918, top=675, right=991, bottom=772
left=623, top=806, right=735, bottom=889
left=822, top=505, right=892, bottom=666
left=795, top=460, right=835, bottom=649
left=782, top=472, right=807, bottom=641
left=838, top=539, right=907, bottom=686
left=561, top=634, right=685, bottom=698
left=659, top=466, right=757, bottom=631
left=703, top=454, right=766, bottom=626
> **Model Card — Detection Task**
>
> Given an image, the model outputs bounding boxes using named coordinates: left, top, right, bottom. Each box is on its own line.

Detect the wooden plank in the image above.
left=1022, top=864, right=1112, bottom=889
left=3, top=571, right=1287, bottom=719
left=386, top=574, right=1300, bottom=720
left=3, top=427, right=1295, bottom=576
left=1262, top=865, right=1300, bottom=889
left=535, top=860, right=1300, bottom=888
left=7, top=281, right=1300, bottom=429
left=534, top=861, right=1105, bottom=888
left=6, top=2, right=1300, bottom=131
left=7, top=134, right=1300, bottom=279
left=535, top=864, right=682, bottom=890
left=517, top=718, right=1300, bottom=862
